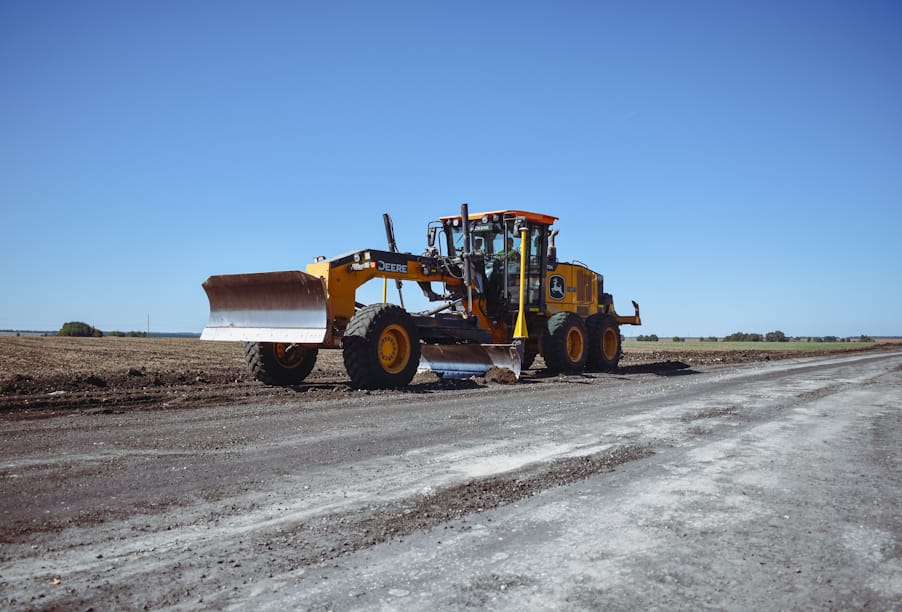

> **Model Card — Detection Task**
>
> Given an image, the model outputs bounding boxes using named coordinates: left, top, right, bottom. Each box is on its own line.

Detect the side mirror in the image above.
left=427, top=226, right=437, bottom=247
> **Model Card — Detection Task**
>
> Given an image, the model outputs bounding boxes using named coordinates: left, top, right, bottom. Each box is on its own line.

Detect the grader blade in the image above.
left=418, top=344, right=521, bottom=380
left=201, top=271, right=328, bottom=344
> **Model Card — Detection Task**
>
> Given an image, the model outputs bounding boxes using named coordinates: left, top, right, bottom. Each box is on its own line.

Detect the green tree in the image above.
left=58, top=321, right=103, bottom=337
left=724, top=331, right=763, bottom=342
left=108, top=330, right=148, bottom=337
left=765, top=330, right=788, bottom=342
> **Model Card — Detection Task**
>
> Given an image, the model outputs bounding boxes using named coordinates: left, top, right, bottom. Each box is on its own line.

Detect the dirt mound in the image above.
left=484, top=366, right=519, bottom=384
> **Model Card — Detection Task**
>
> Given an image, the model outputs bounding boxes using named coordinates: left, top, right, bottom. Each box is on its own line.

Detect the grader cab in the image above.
left=201, top=204, right=640, bottom=389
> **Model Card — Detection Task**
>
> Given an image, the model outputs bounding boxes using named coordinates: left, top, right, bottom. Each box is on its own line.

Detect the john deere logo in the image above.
left=549, top=275, right=566, bottom=300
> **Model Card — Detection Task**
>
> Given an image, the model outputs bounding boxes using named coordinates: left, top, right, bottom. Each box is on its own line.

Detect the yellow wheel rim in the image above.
left=274, top=343, right=305, bottom=368
left=566, top=327, right=584, bottom=362
left=603, top=328, right=619, bottom=360
left=378, top=324, right=410, bottom=374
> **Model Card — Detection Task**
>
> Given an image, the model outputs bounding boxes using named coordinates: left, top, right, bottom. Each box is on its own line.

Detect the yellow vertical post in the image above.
left=513, top=227, right=529, bottom=339
left=382, top=277, right=388, bottom=303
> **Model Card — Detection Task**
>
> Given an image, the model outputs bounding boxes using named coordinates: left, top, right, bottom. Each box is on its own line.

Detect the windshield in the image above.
left=447, top=220, right=520, bottom=258
left=441, top=215, right=549, bottom=310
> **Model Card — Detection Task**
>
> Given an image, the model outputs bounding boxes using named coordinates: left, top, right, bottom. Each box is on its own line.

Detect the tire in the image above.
left=520, top=337, right=539, bottom=370
left=243, top=342, right=318, bottom=385
left=541, top=312, right=588, bottom=373
left=586, top=314, right=622, bottom=371
left=343, top=303, right=421, bottom=389
left=520, top=348, right=537, bottom=370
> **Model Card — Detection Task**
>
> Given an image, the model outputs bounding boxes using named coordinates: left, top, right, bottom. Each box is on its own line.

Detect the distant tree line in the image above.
left=723, top=331, right=765, bottom=342
left=636, top=334, right=659, bottom=342
left=57, top=322, right=147, bottom=338
left=632, top=331, right=874, bottom=343
left=715, top=331, right=873, bottom=343
left=803, top=335, right=873, bottom=343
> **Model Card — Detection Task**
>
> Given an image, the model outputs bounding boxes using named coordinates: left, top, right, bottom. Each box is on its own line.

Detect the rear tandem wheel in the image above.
left=586, top=313, right=622, bottom=371
left=541, top=312, right=588, bottom=373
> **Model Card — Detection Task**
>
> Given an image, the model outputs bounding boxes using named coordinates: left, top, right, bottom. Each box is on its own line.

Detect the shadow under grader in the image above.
left=524, top=360, right=699, bottom=381
left=616, top=361, right=699, bottom=376
left=276, top=360, right=699, bottom=395
left=281, top=378, right=486, bottom=395
left=399, top=378, right=485, bottom=394
left=521, top=372, right=595, bottom=384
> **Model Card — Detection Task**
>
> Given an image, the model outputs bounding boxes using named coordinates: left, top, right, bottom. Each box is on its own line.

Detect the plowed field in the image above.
left=0, top=336, right=890, bottom=417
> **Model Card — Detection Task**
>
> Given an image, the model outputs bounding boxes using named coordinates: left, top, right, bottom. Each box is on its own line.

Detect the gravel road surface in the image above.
left=1, top=350, right=899, bottom=610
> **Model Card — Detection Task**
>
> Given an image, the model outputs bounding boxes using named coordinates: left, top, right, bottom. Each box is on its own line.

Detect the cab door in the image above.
left=502, top=217, right=548, bottom=313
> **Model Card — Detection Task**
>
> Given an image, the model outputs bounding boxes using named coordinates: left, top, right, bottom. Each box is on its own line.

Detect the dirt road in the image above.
left=1, top=348, right=900, bottom=610
left=1, top=336, right=888, bottom=416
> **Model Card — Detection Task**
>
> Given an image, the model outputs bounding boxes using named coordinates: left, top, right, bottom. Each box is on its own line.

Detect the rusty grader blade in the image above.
left=418, top=343, right=522, bottom=380
left=201, top=270, right=328, bottom=344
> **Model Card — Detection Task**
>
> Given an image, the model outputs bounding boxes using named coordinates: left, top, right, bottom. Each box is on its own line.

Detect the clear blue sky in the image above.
left=2, top=1, right=900, bottom=337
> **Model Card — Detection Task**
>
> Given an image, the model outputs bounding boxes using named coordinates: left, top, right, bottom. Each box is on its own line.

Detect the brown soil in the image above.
left=0, top=336, right=892, bottom=418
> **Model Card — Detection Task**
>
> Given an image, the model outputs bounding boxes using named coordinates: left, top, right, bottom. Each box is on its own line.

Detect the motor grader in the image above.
left=201, top=204, right=641, bottom=389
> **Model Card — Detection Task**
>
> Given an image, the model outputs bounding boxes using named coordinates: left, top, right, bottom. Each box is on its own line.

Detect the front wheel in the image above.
left=541, top=312, right=588, bottom=373
left=586, top=314, right=622, bottom=371
left=244, top=342, right=319, bottom=385
left=343, top=303, right=421, bottom=389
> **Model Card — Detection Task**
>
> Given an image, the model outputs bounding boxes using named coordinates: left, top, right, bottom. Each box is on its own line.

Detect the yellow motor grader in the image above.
left=201, top=204, right=640, bottom=389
